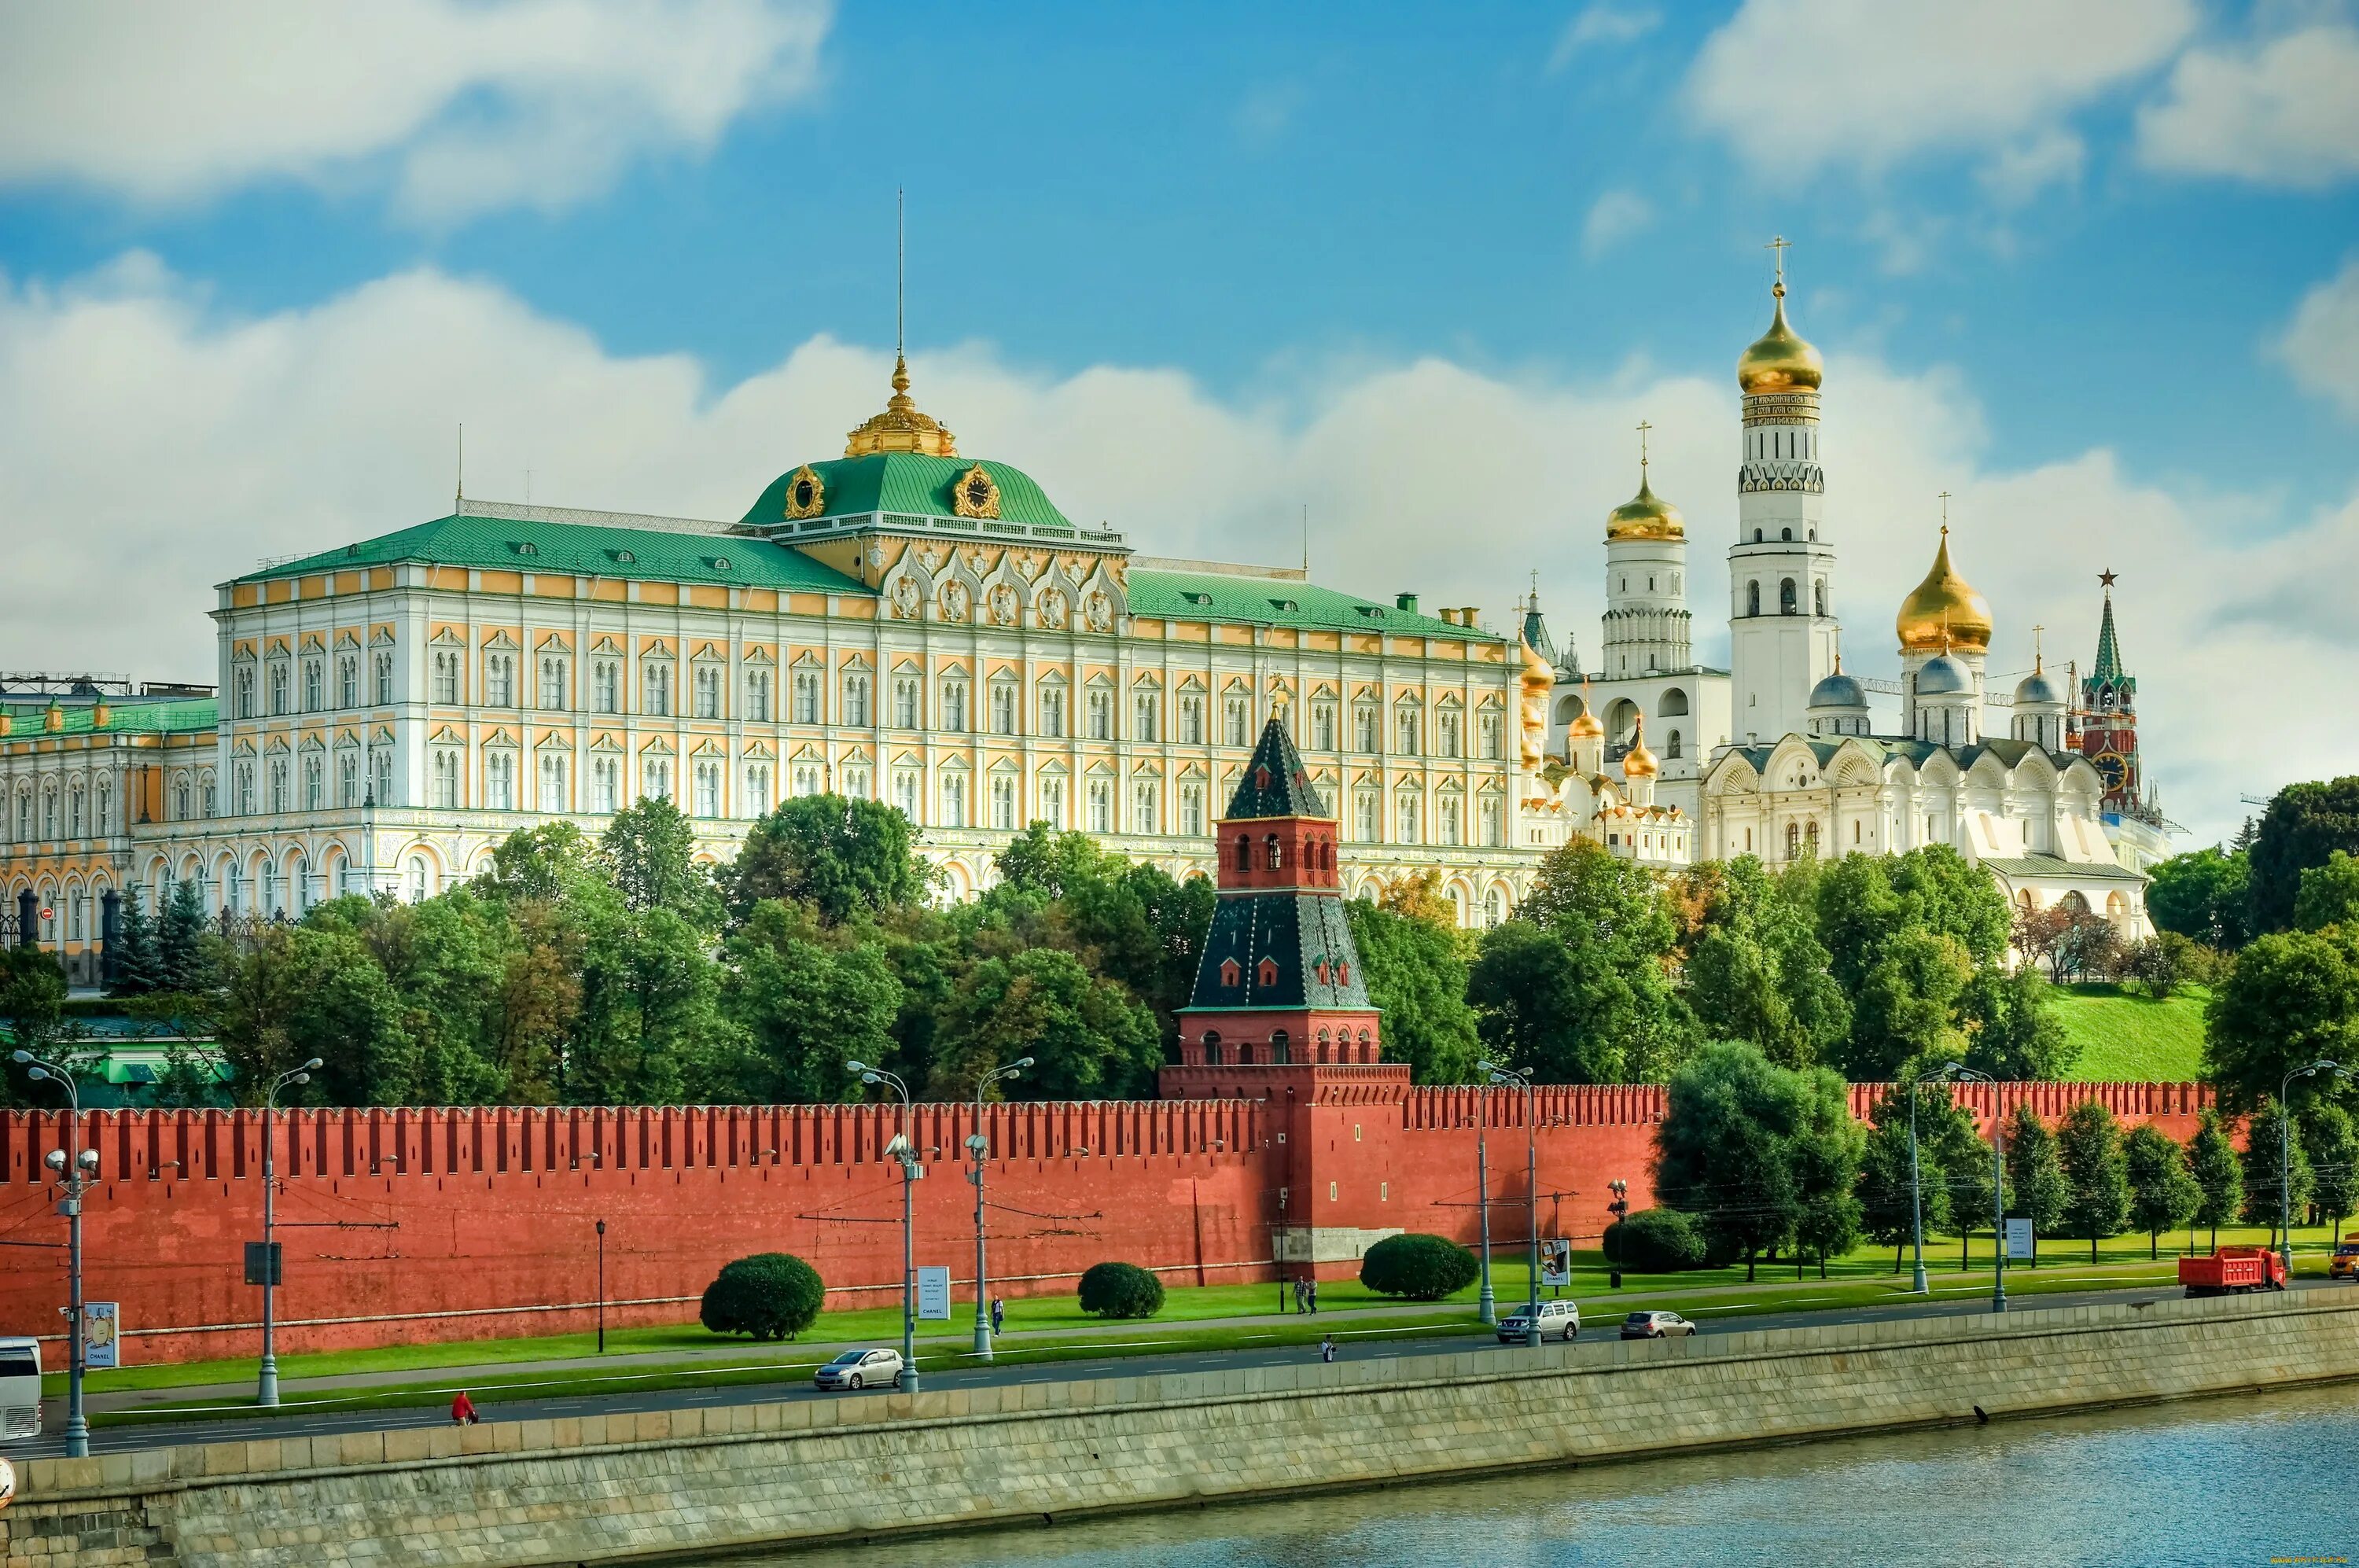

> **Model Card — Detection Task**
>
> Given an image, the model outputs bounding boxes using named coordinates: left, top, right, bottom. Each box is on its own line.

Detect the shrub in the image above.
left=1603, top=1207, right=1709, bottom=1273
left=1359, top=1232, right=1479, bottom=1301
left=1077, top=1261, right=1165, bottom=1319
left=699, top=1252, right=825, bottom=1341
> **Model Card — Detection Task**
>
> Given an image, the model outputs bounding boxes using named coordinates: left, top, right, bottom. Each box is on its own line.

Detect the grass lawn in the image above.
left=2051, top=981, right=2210, bottom=1080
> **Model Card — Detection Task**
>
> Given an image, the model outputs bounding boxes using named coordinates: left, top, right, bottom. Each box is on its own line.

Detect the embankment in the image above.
left=9, top=1286, right=2350, bottom=1568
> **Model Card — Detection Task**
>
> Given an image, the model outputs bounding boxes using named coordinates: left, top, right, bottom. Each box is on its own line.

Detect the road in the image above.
left=12, top=1278, right=2334, bottom=1459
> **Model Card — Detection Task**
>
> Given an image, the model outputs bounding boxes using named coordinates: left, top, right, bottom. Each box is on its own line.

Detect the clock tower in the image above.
left=2077, top=571, right=2144, bottom=815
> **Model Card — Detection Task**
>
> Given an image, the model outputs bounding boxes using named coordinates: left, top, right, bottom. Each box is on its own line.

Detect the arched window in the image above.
left=1786, top=821, right=1800, bottom=860
left=1780, top=527, right=1793, bottom=542
left=1265, top=834, right=1283, bottom=870
left=1805, top=820, right=1820, bottom=856
left=1235, top=834, right=1252, bottom=872
left=1665, top=729, right=1683, bottom=759
left=1746, top=580, right=1761, bottom=617
left=1815, top=580, right=1827, bottom=617
left=1779, top=578, right=1798, bottom=614
left=1202, top=1030, right=1222, bottom=1066
left=1271, top=1030, right=1290, bottom=1066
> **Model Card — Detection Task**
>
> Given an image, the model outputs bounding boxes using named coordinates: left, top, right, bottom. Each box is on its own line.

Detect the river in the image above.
left=753, top=1385, right=2357, bottom=1567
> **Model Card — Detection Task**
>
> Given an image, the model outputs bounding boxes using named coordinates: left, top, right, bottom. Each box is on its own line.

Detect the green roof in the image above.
left=1, top=698, right=218, bottom=738
left=238, top=515, right=868, bottom=594
left=1128, top=569, right=1500, bottom=643
left=741, top=455, right=1073, bottom=531
left=1978, top=854, right=2145, bottom=884
left=1224, top=719, right=1327, bottom=820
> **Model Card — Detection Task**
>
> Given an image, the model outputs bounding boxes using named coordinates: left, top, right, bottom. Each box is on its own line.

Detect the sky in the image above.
left=3, top=0, right=2357, bottom=847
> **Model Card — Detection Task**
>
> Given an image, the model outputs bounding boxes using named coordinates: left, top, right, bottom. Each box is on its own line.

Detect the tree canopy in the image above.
left=2247, top=777, right=2359, bottom=934
left=1652, top=1040, right=1863, bottom=1280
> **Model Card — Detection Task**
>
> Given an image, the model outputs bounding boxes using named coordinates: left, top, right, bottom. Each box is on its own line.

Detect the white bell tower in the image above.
left=1728, top=237, right=1839, bottom=744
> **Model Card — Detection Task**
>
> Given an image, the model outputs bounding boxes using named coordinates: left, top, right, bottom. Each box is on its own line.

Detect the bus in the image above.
left=0, top=1338, right=39, bottom=1441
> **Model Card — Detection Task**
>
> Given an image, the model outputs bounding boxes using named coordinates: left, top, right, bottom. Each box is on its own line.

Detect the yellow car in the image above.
left=2331, top=1235, right=2359, bottom=1281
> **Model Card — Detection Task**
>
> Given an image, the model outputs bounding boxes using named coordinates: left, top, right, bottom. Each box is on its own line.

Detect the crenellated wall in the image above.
left=0, top=1080, right=2212, bottom=1364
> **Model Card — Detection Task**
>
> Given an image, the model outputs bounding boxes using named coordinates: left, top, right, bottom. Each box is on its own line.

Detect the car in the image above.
left=1496, top=1298, right=1581, bottom=1344
left=812, top=1348, right=905, bottom=1391
left=0, top=1338, right=39, bottom=1442
left=1620, top=1310, right=1696, bottom=1340
left=2330, top=1234, right=2359, bottom=1281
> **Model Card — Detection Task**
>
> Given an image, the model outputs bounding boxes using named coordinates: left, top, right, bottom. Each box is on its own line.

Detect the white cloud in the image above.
left=0, top=0, right=831, bottom=223
left=2276, top=256, right=2359, bottom=420
left=2136, top=21, right=2359, bottom=187
left=1581, top=190, right=1655, bottom=256
left=0, top=255, right=2342, bottom=845
left=1549, top=3, right=1661, bottom=72
left=1685, top=0, right=2195, bottom=179
left=1977, top=127, right=2088, bottom=205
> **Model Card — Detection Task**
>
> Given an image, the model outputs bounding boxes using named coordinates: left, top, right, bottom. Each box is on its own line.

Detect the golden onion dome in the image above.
left=1737, top=285, right=1824, bottom=396
left=1518, top=634, right=1556, bottom=695
left=845, top=355, right=959, bottom=458
left=1621, top=714, right=1659, bottom=778
left=1606, top=469, right=1684, bottom=542
left=1568, top=679, right=1603, bottom=738
left=1894, top=526, right=1993, bottom=654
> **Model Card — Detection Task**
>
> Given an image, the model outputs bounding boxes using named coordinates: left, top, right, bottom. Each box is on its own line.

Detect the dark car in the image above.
left=1621, top=1310, right=1696, bottom=1339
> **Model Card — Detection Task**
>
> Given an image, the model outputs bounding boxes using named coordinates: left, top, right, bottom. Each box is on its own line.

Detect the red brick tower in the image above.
left=1160, top=716, right=1408, bottom=1102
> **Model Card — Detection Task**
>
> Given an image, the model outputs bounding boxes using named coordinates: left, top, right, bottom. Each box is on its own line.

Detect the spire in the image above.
left=845, top=190, right=959, bottom=458
left=1520, top=580, right=1559, bottom=668
left=2092, top=569, right=2125, bottom=683
left=1222, top=717, right=1327, bottom=820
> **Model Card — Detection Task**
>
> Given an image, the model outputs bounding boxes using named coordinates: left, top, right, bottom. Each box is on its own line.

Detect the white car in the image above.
left=812, top=1348, right=905, bottom=1391
left=1621, top=1310, right=1697, bottom=1339
left=1496, top=1298, right=1581, bottom=1343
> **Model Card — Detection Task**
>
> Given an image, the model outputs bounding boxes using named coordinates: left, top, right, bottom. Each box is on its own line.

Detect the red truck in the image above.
left=2179, top=1246, right=2289, bottom=1297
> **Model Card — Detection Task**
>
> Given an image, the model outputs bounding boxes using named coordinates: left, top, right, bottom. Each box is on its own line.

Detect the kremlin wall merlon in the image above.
left=0, top=1078, right=2208, bottom=1364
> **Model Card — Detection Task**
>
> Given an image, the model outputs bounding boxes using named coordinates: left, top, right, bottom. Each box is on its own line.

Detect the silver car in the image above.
left=1620, top=1310, right=1696, bottom=1339
left=1497, top=1298, right=1581, bottom=1343
left=813, top=1348, right=905, bottom=1391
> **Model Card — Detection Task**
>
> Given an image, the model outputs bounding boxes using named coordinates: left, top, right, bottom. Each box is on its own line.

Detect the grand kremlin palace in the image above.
left=1, top=359, right=1547, bottom=983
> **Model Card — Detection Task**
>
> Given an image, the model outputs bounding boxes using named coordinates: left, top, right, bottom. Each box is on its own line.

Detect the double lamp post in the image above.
left=13, top=1049, right=96, bottom=1459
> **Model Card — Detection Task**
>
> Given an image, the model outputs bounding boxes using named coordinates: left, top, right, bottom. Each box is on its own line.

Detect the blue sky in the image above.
left=2, top=0, right=2356, bottom=841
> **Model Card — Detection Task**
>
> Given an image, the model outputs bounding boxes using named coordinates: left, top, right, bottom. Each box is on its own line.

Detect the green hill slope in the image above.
left=2049, top=983, right=2209, bottom=1082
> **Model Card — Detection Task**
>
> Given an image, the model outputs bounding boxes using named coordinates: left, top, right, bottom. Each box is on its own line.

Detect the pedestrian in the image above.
left=1320, top=1334, right=1336, bottom=1364
left=451, top=1389, right=478, bottom=1426
left=1291, top=1277, right=1304, bottom=1314
left=991, top=1296, right=1005, bottom=1336
left=1308, top=1278, right=1319, bottom=1314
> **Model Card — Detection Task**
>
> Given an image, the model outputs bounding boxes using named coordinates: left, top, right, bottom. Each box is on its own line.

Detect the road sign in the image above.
left=2004, top=1218, right=2035, bottom=1261
left=1540, top=1239, right=1573, bottom=1287
left=83, top=1302, right=120, bottom=1370
left=916, top=1267, right=952, bottom=1320
left=245, top=1241, right=282, bottom=1286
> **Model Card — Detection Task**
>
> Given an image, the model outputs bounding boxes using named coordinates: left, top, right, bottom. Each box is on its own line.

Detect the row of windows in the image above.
left=1741, top=576, right=1830, bottom=618
left=233, top=651, right=396, bottom=720
left=6, top=778, right=116, bottom=844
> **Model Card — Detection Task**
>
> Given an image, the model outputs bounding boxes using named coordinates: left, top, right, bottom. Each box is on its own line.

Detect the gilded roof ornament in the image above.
left=1737, top=237, right=1824, bottom=396
left=1607, top=422, right=1684, bottom=540
left=1895, top=514, right=1993, bottom=654
left=844, top=355, right=959, bottom=458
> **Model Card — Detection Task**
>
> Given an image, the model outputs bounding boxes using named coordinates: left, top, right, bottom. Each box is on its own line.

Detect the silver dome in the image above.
left=2014, top=670, right=2063, bottom=708
left=1915, top=653, right=1971, bottom=698
left=1807, top=672, right=1868, bottom=711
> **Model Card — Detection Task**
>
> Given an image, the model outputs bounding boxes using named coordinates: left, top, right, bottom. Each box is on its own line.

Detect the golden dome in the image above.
left=1737, top=285, right=1824, bottom=396
left=1606, top=469, right=1684, bottom=541
left=1568, top=677, right=1603, bottom=738
left=1621, top=714, right=1659, bottom=778
left=845, top=355, right=959, bottom=458
left=1895, top=526, right=1993, bottom=654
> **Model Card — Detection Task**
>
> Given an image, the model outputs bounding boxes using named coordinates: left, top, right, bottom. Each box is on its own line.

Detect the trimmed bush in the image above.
left=1359, top=1232, right=1479, bottom=1301
left=1603, top=1207, right=1708, bottom=1273
left=1077, top=1261, right=1165, bottom=1319
left=699, top=1252, right=826, bottom=1341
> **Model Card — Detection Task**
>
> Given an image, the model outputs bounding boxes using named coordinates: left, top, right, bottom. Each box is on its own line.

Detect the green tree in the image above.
left=218, top=924, right=416, bottom=1106
left=1816, top=847, right=2015, bottom=1080
left=2146, top=845, right=2251, bottom=951
left=1359, top=1233, right=1479, bottom=1300
left=2004, top=1103, right=2069, bottom=1266
left=0, top=945, right=71, bottom=1101
left=2239, top=1100, right=2313, bottom=1249
left=2247, top=777, right=2359, bottom=934
left=2055, top=1099, right=2131, bottom=1263
left=107, top=889, right=166, bottom=996
left=2201, top=926, right=2359, bottom=1113
left=719, top=900, right=903, bottom=1103
left=353, top=893, right=510, bottom=1106
left=1076, top=1261, right=1165, bottom=1319
left=2122, top=1122, right=2203, bottom=1259
left=1683, top=857, right=1849, bottom=1069
left=2294, top=849, right=2359, bottom=933
left=600, top=796, right=719, bottom=926
left=473, top=821, right=602, bottom=904
left=2188, top=1108, right=2243, bottom=1250
left=927, top=946, right=1161, bottom=1102
left=569, top=904, right=727, bottom=1105
left=1840, top=928, right=1973, bottom=1081
left=1857, top=1083, right=1956, bottom=1273
left=1345, top=898, right=1480, bottom=1084
left=2301, top=1100, right=2359, bottom=1241
left=1653, top=1041, right=1856, bottom=1281
left=158, top=877, right=216, bottom=992
left=1960, top=963, right=2070, bottom=1080
left=724, top=794, right=933, bottom=927
left=698, top=1253, right=825, bottom=1342
left=1933, top=1097, right=2001, bottom=1271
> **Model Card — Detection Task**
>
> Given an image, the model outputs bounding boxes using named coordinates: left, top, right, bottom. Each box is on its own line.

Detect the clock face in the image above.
left=792, top=478, right=815, bottom=510
left=965, top=477, right=991, bottom=508
left=2094, top=750, right=2128, bottom=790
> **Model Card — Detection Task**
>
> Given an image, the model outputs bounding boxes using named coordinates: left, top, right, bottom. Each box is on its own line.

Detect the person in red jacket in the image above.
left=451, top=1389, right=478, bottom=1426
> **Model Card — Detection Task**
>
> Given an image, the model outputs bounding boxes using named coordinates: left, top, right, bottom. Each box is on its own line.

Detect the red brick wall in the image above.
left=0, top=1081, right=2213, bottom=1365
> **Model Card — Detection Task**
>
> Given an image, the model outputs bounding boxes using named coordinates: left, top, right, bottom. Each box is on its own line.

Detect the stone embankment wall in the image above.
left=9, top=1286, right=2348, bottom=1568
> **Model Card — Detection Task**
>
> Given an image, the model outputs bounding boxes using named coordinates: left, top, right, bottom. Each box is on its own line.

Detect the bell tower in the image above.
left=1161, top=716, right=1402, bottom=1101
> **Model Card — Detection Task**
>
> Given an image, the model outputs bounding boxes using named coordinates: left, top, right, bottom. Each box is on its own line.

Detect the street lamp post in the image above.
left=1607, top=1180, right=1629, bottom=1290
left=1486, top=1062, right=1539, bottom=1347
left=594, top=1219, right=607, bottom=1354
left=1943, top=1064, right=2005, bottom=1315
left=1908, top=1080, right=1929, bottom=1296
left=2280, top=1061, right=2346, bottom=1277
left=13, top=1050, right=96, bottom=1457
left=1474, top=1062, right=1497, bottom=1325
left=967, top=1057, right=1033, bottom=1361
left=850, top=1062, right=921, bottom=1392
left=258, top=1058, right=322, bottom=1408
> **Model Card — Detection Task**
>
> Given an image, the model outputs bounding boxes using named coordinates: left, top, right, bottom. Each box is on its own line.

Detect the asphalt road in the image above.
left=12, top=1277, right=2339, bottom=1459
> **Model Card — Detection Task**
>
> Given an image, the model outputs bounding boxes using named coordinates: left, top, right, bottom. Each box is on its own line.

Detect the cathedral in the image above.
left=1529, top=250, right=2155, bottom=933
